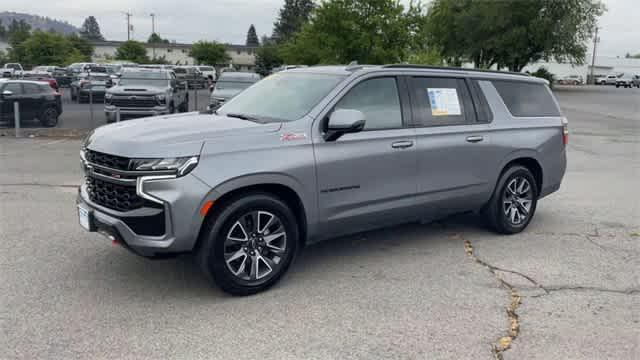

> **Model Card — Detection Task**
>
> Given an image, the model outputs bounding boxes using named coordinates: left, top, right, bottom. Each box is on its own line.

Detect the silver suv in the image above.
left=104, top=69, right=189, bottom=122
left=78, top=65, right=568, bottom=295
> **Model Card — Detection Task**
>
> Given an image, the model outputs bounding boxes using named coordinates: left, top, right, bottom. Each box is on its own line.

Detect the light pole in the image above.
left=150, top=13, right=156, bottom=59
left=590, top=26, right=599, bottom=84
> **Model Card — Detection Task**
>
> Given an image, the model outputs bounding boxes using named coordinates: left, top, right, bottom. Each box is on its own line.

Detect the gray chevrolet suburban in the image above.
left=78, top=65, right=567, bottom=295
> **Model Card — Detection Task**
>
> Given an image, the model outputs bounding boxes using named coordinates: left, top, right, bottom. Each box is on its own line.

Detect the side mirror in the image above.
left=2, top=90, right=13, bottom=97
left=324, top=109, right=366, bottom=141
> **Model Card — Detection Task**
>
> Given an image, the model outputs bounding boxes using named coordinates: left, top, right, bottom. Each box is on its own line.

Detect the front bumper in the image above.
left=77, top=173, right=213, bottom=257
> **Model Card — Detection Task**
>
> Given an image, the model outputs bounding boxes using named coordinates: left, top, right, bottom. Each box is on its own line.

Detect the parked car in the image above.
left=197, top=66, right=217, bottom=82
left=0, top=80, right=62, bottom=127
left=70, top=66, right=112, bottom=103
left=52, top=67, right=73, bottom=88
left=103, top=68, right=189, bottom=122
left=174, top=66, right=206, bottom=89
left=632, top=75, right=640, bottom=88
left=21, top=73, right=60, bottom=91
left=615, top=74, right=635, bottom=88
left=597, top=74, right=619, bottom=85
left=77, top=65, right=568, bottom=295
left=67, top=63, right=97, bottom=75
left=557, top=74, right=583, bottom=85
left=31, top=66, right=58, bottom=75
left=1, top=63, right=24, bottom=78
left=209, top=72, right=261, bottom=109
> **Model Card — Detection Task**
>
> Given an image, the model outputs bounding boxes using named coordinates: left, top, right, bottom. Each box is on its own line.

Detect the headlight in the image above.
left=105, top=93, right=113, bottom=100
left=130, top=156, right=199, bottom=176
left=155, top=94, right=166, bottom=102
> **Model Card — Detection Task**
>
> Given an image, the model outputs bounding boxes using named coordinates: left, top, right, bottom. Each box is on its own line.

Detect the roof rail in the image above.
left=382, top=64, right=530, bottom=77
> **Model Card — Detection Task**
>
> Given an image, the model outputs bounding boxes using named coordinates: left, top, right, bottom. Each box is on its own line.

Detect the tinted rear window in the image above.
left=492, top=80, right=560, bottom=117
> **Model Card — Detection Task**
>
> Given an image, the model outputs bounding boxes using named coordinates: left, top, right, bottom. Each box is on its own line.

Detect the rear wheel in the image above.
left=197, top=193, right=299, bottom=296
left=39, top=107, right=59, bottom=127
left=483, top=165, right=538, bottom=234
left=179, top=94, right=189, bottom=112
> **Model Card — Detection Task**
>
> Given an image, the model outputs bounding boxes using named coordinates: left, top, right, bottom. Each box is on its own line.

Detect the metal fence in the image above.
left=0, top=75, right=214, bottom=135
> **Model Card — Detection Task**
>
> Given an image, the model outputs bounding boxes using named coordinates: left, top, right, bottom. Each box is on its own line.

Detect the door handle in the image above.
left=466, top=135, right=484, bottom=143
left=391, top=140, right=414, bottom=149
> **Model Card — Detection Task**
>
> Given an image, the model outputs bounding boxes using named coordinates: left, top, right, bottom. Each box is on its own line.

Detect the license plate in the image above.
left=78, top=205, right=91, bottom=230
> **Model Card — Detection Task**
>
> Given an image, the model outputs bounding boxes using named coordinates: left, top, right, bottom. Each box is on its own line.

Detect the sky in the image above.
left=6, top=0, right=639, bottom=57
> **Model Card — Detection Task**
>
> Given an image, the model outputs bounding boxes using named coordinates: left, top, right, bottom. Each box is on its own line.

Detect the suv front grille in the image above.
left=111, top=96, right=157, bottom=108
left=86, top=177, right=146, bottom=212
left=86, top=150, right=131, bottom=171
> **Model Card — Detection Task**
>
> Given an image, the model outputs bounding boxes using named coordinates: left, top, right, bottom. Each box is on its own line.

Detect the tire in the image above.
left=483, top=165, right=538, bottom=234
left=38, top=106, right=59, bottom=127
left=70, top=89, right=76, bottom=101
left=169, top=103, right=176, bottom=114
left=197, top=193, right=299, bottom=296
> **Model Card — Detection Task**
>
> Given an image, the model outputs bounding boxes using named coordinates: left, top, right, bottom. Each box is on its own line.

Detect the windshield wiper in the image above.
left=225, top=113, right=262, bottom=122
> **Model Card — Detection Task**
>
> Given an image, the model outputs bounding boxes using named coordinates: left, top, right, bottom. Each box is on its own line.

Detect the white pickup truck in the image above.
left=1, top=63, right=24, bottom=78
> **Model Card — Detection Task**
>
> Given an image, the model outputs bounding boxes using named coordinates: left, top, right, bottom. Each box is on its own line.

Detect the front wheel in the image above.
left=483, top=165, right=538, bottom=234
left=197, top=193, right=299, bottom=296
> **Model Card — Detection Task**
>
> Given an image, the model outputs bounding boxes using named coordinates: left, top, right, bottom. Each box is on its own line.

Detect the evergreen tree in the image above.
left=272, top=0, right=315, bottom=43
left=246, top=24, right=260, bottom=47
left=79, top=16, right=105, bottom=41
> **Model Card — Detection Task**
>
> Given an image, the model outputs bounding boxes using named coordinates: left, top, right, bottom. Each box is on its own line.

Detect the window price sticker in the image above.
left=427, top=88, right=461, bottom=116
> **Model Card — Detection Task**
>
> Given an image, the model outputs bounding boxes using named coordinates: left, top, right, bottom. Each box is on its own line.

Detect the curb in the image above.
left=0, top=128, right=90, bottom=138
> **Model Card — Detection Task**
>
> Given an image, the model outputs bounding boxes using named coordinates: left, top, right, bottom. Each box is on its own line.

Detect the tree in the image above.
left=255, top=44, right=283, bottom=76
left=425, top=0, right=605, bottom=71
left=66, top=33, right=94, bottom=61
left=279, top=0, right=427, bottom=65
left=7, top=19, right=31, bottom=46
left=246, top=25, right=260, bottom=47
left=79, top=16, right=105, bottom=41
left=272, top=0, right=315, bottom=43
left=115, top=40, right=150, bottom=63
left=19, top=31, right=77, bottom=66
left=148, top=32, right=170, bottom=44
left=0, top=20, right=6, bottom=40
left=189, top=41, right=230, bottom=65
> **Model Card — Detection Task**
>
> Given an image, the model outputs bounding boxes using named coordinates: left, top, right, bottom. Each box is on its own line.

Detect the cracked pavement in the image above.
left=1, top=85, right=639, bottom=359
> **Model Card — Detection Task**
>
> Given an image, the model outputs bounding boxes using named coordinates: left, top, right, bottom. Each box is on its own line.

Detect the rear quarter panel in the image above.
left=477, top=80, right=566, bottom=201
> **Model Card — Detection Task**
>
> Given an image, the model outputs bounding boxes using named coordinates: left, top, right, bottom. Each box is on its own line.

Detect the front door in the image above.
left=314, top=76, right=418, bottom=238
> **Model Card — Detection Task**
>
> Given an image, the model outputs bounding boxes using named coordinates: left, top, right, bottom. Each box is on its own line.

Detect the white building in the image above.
left=90, top=41, right=257, bottom=71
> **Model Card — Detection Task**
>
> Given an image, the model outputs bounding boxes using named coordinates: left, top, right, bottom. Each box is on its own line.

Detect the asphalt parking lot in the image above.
left=0, top=85, right=638, bottom=359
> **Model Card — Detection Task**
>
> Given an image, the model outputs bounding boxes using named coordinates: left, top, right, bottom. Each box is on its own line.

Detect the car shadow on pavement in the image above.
left=86, top=213, right=485, bottom=300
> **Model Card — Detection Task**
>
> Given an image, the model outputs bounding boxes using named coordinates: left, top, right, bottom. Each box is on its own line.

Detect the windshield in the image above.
left=219, top=72, right=345, bottom=122
left=119, top=72, right=170, bottom=87
left=7, top=64, right=21, bottom=70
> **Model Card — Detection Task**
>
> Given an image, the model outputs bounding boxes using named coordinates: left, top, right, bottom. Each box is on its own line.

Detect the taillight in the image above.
left=562, top=117, right=569, bottom=145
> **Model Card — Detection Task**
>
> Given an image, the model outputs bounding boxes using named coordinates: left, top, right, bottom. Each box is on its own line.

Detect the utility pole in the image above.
left=590, top=26, right=599, bottom=84
left=124, top=12, right=132, bottom=40
left=150, top=13, right=156, bottom=58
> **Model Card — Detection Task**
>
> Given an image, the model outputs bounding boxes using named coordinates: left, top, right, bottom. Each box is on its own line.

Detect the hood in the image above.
left=86, top=112, right=282, bottom=158
left=211, top=88, right=243, bottom=100
left=107, top=84, right=167, bottom=95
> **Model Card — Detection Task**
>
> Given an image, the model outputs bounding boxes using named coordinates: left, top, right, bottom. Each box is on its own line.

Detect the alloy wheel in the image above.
left=502, top=177, right=533, bottom=225
left=223, top=210, right=288, bottom=283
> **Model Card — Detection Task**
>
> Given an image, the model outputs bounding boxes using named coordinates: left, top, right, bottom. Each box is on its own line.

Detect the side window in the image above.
left=335, top=77, right=403, bottom=131
left=468, top=79, right=493, bottom=123
left=410, top=77, right=475, bottom=127
left=2, top=83, right=23, bottom=95
left=23, top=83, right=43, bottom=94
left=492, top=80, right=560, bottom=117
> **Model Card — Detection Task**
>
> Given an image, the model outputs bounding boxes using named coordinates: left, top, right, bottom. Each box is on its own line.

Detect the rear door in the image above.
left=314, top=76, right=419, bottom=237
left=407, top=76, right=496, bottom=217
left=21, top=83, right=45, bottom=120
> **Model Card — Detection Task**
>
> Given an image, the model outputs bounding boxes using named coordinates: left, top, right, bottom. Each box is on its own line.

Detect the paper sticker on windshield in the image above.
left=427, top=88, right=461, bottom=116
